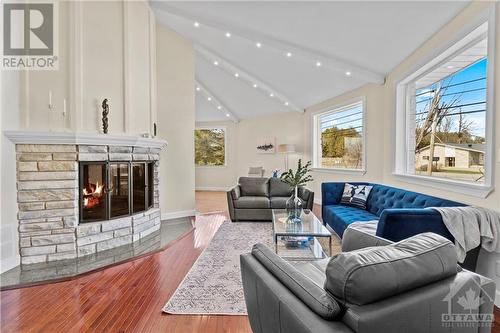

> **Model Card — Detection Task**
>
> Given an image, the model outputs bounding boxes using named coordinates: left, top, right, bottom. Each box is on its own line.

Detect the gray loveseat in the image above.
left=227, top=177, right=314, bottom=221
left=241, top=231, right=495, bottom=333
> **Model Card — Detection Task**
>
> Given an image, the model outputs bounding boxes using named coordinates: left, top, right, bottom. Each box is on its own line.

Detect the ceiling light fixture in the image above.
left=213, top=60, right=219, bottom=66
left=447, top=65, right=454, bottom=69
left=226, top=113, right=230, bottom=117
left=225, top=32, right=231, bottom=38
left=194, top=21, right=200, bottom=27
left=256, top=42, right=262, bottom=48
left=217, top=106, right=221, bottom=110
left=345, top=71, right=352, bottom=76
left=286, top=52, right=292, bottom=58
left=269, top=93, right=274, bottom=97
left=316, top=61, right=322, bottom=67
left=253, top=83, right=258, bottom=88
left=196, top=87, right=200, bottom=91
left=284, top=102, right=289, bottom=106
left=207, top=97, right=212, bottom=101
left=234, top=73, right=239, bottom=78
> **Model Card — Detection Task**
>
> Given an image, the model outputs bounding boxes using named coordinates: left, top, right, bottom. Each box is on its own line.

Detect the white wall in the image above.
left=195, top=112, right=306, bottom=190
left=1, top=71, right=21, bottom=273
left=156, top=24, right=196, bottom=219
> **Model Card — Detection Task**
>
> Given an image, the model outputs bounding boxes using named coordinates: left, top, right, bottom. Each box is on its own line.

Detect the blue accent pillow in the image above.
left=340, top=183, right=372, bottom=210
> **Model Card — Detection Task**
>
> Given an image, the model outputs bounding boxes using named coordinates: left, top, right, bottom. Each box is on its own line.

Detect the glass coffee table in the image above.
left=272, top=209, right=332, bottom=260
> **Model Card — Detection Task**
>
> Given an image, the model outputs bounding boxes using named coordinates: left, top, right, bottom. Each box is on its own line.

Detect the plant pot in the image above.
left=286, top=186, right=303, bottom=223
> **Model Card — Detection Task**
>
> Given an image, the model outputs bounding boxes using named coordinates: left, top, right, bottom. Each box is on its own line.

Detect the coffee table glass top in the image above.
left=272, top=209, right=331, bottom=237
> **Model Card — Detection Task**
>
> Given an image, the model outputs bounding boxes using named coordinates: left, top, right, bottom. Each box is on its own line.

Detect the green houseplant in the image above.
left=280, top=159, right=313, bottom=222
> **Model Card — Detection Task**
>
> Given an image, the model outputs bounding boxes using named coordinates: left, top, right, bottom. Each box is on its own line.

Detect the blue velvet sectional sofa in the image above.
left=321, top=182, right=465, bottom=242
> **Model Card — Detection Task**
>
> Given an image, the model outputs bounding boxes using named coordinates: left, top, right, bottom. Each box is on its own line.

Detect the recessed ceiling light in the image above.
left=345, top=71, right=352, bottom=76
left=253, top=83, right=258, bottom=88
left=256, top=42, right=262, bottom=48
left=225, top=32, right=231, bottom=38
left=225, top=113, right=230, bottom=117
left=284, top=102, right=289, bottom=106
left=447, top=65, right=454, bottom=69
left=316, top=61, right=322, bottom=67
left=194, top=21, right=200, bottom=27
left=207, top=97, right=212, bottom=101
left=213, top=60, right=219, bottom=66
left=234, top=73, right=239, bottom=78
left=217, top=106, right=221, bottom=110
left=269, top=93, right=274, bottom=97
left=196, top=87, right=200, bottom=91
left=286, top=52, right=292, bottom=58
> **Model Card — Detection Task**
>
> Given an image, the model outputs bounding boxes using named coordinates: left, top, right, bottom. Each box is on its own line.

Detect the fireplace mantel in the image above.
left=3, top=131, right=167, bottom=150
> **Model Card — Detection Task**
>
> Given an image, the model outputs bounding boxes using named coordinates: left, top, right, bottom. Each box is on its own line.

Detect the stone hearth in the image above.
left=5, top=132, right=167, bottom=265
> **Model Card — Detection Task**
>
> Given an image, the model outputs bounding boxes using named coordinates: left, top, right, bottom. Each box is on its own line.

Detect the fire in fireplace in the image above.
left=79, top=161, right=155, bottom=223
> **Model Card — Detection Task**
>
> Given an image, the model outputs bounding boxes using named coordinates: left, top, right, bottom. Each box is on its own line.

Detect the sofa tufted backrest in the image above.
left=366, top=184, right=465, bottom=216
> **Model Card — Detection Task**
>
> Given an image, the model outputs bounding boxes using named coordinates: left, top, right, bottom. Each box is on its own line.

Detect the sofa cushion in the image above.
left=323, top=205, right=378, bottom=238
left=239, top=177, right=269, bottom=197
left=252, top=243, right=342, bottom=320
left=234, top=196, right=270, bottom=209
left=270, top=197, right=288, bottom=209
left=324, top=233, right=458, bottom=306
left=269, top=178, right=293, bottom=197
left=340, top=183, right=372, bottom=210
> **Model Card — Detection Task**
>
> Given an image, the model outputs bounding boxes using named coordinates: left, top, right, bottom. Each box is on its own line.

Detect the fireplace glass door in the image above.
left=132, top=163, right=146, bottom=213
left=81, top=163, right=107, bottom=221
left=110, top=163, right=130, bottom=218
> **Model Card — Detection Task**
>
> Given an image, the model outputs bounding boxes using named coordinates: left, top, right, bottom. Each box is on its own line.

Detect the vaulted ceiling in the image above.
left=150, top=1, right=470, bottom=122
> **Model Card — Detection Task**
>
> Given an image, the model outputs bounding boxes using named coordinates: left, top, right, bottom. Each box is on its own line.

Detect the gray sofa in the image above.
left=241, top=230, right=495, bottom=333
left=227, top=177, right=314, bottom=221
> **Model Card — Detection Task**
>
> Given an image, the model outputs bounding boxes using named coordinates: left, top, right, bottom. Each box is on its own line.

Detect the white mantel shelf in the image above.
left=3, top=131, right=168, bottom=149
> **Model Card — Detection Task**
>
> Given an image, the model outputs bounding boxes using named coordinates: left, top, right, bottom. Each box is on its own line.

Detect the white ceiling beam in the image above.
left=196, top=44, right=303, bottom=113
left=152, top=3, right=385, bottom=84
left=195, top=78, right=239, bottom=123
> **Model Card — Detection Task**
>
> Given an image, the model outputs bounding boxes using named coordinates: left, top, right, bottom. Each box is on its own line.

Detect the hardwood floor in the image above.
left=1, top=191, right=498, bottom=332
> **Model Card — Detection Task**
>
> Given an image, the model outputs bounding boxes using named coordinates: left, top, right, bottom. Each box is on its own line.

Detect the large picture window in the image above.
left=194, top=127, right=226, bottom=166
left=395, top=16, right=494, bottom=196
left=312, top=99, right=365, bottom=171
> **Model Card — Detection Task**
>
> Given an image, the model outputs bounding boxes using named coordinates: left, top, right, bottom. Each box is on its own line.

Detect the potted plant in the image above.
left=280, top=159, right=313, bottom=222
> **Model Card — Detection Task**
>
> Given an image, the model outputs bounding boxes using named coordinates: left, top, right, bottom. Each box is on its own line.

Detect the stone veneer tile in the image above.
left=18, top=189, right=76, bottom=203
left=20, top=230, right=51, bottom=237
left=18, top=208, right=76, bottom=219
left=38, top=161, right=77, bottom=171
left=108, top=153, right=132, bottom=161
left=21, top=255, right=46, bottom=265
left=45, top=200, right=77, bottom=209
left=21, top=245, right=56, bottom=256
left=114, top=227, right=132, bottom=237
left=17, top=180, right=77, bottom=190
left=17, top=162, right=38, bottom=171
left=51, top=228, right=76, bottom=234
left=132, top=147, right=149, bottom=154
left=77, top=231, right=114, bottom=246
left=57, top=243, right=76, bottom=253
left=48, top=251, right=77, bottom=261
left=17, top=153, right=53, bottom=161
left=18, top=171, right=77, bottom=181
left=78, top=153, right=108, bottom=161
left=63, top=216, right=78, bottom=227
left=132, top=154, right=149, bottom=161
left=78, top=244, right=96, bottom=256
left=78, top=145, right=108, bottom=153
left=18, top=202, right=45, bottom=211
left=96, top=235, right=132, bottom=252
left=101, top=217, right=131, bottom=232
left=109, top=146, right=132, bottom=153
left=16, top=144, right=77, bottom=152
left=31, top=233, right=75, bottom=246
left=52, top=153, right=78, bottom=161
left=76, top=223, right=101, bottom=237
left=20, top=237, right=31, bottom=247
left=19, top=221, right=63, bottom=232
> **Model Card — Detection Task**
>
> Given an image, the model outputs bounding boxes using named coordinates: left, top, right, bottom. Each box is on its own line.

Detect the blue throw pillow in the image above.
left=340, top=183, right=372, bottom=210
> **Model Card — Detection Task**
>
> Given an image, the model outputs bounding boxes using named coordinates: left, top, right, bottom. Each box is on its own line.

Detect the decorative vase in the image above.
left=286, top=186, right=303, bottom=222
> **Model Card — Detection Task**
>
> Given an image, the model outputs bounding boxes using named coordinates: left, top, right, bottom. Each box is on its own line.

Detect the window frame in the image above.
left=194, top=125, right=228, bottom=168
left=393, top=5, right=496, bottom=198
left=311, top=96, right=367, bottom=174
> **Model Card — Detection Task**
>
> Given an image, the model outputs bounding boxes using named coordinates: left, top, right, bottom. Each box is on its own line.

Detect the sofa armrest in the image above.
left=227, top=186, right=239, bottom=221
left=376, top=208, right=454, bottom=242
left=342, top=221, right=392, bottom=252
left=230, top=185, right=241, bottom=200
left=321, top=182, right=345, bottom=206
left=299, top=187, right=315, bottom=210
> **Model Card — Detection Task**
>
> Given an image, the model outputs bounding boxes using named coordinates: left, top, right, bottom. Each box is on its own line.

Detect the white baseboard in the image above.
left=195, top=186, right=231, bottom=191
left=161, top=209, right=196, bottom=221
left=0, top=255, right=20, bottom=274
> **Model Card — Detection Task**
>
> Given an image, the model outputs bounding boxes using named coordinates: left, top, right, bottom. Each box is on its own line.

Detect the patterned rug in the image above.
left=162, top=222, right=273, bottom=315
left=162, top=221, right=341, bottom=315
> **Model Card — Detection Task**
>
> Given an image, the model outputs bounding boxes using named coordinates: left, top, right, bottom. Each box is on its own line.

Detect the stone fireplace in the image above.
left=5, top=132, right=167, bottom=265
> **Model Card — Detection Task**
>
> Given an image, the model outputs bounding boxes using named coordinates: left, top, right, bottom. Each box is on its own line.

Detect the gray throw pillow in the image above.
left=324, top=233, right=458, bottom=306
left=269, top=178, right=293, bottom=197
left=239, top=177, right=269, bottom=197
left=340, top=183, right=372, bottom=209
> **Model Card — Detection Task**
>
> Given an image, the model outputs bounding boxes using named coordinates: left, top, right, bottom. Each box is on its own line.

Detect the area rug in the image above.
left=162, top=221, right=273, bottom=315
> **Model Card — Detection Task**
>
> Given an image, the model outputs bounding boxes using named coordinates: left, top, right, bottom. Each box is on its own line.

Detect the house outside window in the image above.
left=194, top=127, right=226, bottom=167
left=394, top=13, right=495, bottom=197
left=312, top=98, right=365, bottom=172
